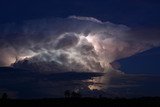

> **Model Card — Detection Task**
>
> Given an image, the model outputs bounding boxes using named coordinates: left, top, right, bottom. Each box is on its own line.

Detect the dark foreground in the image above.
left=0, top=97, right=160, bottom=107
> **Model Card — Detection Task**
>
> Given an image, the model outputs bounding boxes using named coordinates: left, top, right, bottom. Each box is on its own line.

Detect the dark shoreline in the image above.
left=1, top=97, right=160, bottom=107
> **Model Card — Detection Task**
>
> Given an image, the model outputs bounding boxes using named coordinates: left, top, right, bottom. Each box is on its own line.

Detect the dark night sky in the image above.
left=0, top=0, right=160, bottom=27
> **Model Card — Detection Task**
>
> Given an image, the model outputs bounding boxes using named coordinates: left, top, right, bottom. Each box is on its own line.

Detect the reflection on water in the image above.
left=84, top=70, right=123, bottom=91
left=84, top=73, right=160, bottom=98
left=87, top=76, right=107, bottom=90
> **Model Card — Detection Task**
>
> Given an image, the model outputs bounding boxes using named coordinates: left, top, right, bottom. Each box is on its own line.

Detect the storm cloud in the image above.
left=0, top=16, right=160, bottom=72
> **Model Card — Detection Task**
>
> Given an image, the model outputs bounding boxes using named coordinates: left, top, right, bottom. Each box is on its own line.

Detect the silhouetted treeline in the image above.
left=64, top=90, right=82, bottom=98
left=1, top=93, right=8, bottom=100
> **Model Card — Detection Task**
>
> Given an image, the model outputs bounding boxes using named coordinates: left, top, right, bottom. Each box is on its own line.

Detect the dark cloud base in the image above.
left=0, top=67, right=160, bottom=98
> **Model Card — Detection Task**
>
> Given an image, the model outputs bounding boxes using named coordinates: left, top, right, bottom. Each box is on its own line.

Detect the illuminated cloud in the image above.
left=0, top=16, right=160, bottom=72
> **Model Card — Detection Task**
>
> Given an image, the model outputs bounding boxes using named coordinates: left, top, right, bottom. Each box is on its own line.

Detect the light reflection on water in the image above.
left=83, top=72, right=160, bottom=98
left=84, top=70, right=124, bottom=91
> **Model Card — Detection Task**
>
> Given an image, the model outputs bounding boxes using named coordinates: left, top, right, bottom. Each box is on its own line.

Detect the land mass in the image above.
left=0, top=97, right=160, bottom=107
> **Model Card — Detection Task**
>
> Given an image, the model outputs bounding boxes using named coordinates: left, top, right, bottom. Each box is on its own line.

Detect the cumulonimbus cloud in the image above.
left=0, top=16, right=160, bottom=72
